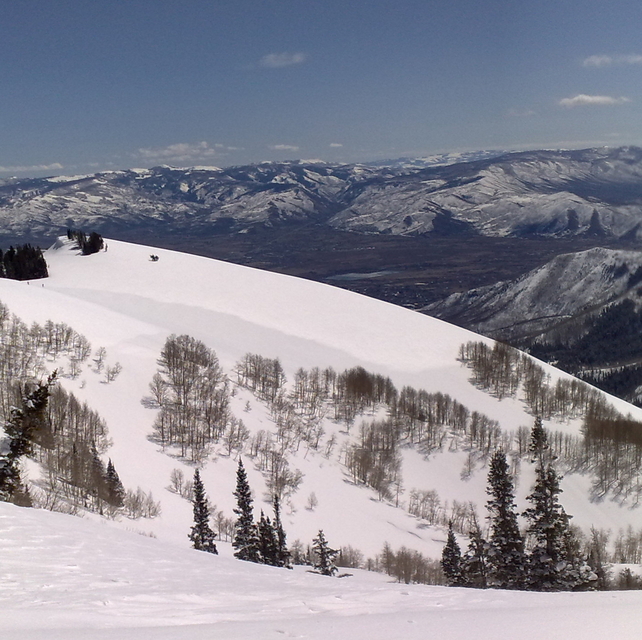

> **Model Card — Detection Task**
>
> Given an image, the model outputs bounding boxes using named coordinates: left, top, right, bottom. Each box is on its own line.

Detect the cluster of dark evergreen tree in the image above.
left=86, top=453, right=126, bottom=512
left=227, top=458, right=340, bottom=575
left=525, top=300, right=642, bottom=406
left=579, top=364, right=642, bottom=406
left=188, top=457, right=295, bottom=565
left=231, top=458, right=291, bottom=567
left=0, top=244, right=48, bottom=280
left=66, top=229, right=104, bottom=255
left=441, top=419, right=595, bottom=592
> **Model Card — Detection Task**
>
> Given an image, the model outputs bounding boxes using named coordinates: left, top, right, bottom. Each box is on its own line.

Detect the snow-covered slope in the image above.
left=3, top=238, right=642, bottom=637
left=3, top=500, right=641, bottom=640
left=423, top=247, right=642, bottom=340
left=1, top=238, right=642, bottom=560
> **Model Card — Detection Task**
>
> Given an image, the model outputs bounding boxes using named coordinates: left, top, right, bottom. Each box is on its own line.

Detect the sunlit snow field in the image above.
left=2, top=502, right=641, bottom=640
left=1, top=238, right=642, bottom=638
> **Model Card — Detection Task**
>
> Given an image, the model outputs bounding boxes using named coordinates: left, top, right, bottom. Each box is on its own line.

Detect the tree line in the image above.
left=144, top=339, right=642, bottom=582
left=66, top=229, right=104, bottom=255
left=459, top=340, right=642, bottom=505
left=0, top=298, right=153, bottom=518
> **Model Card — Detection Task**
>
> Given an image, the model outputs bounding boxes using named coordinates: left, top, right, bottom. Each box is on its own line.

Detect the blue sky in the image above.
left=2, top=0, right=642, bottom=176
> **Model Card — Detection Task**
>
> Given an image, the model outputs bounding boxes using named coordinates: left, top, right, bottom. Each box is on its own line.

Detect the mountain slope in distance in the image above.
left=423, top=247, right=642, bottom=341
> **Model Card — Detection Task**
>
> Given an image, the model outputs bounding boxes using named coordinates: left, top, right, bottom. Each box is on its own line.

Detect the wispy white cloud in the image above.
left=559, top=94, right=631, bottom=108
left=507, top=108, right=536, bottom=117
left=269, top=144, right=300, bottom=152
left=583, top=54, right=642, bottom=67
left=329, top=142, right=343, bottom=148
left=136, top=141, right=235, bottom=163
left=583, top=55, right=614, bottom=68
left=0, top=162, right=63, bottom=173
left=259, top=52, right=307, bottom=68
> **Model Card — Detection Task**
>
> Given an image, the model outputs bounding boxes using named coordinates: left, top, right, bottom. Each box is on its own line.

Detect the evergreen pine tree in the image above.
left=523, top=464, right=593, bottom=590
left=272, top=494, right=291, bottom=568
left=460, top=519, right=490, bottom=589
left=529, top=416, right=551, bottom=466
left=188, top=469, right=218, bottom=554
left=105, top=459, right=125, bottom=507
left=312, top=529, right=338, bottom=576
left=258, top=510, right=279, bottom=565
left=89, top=444, right=108, bottom=512
left=441, top=521, right=464, bottom=586
left=0, top=372, right=56, bottom=505
left=586, top=527, right=609, bottom=591
left=486, top=450, right=526, bottom=589
left=232, top=458, right=260, bottom=562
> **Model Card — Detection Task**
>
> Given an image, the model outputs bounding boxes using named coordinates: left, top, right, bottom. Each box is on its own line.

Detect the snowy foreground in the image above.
left=2, top=502, right=641, bottom=640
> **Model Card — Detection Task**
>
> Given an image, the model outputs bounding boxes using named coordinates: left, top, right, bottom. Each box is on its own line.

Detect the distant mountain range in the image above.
left=3, top=146, right=642, bottom=244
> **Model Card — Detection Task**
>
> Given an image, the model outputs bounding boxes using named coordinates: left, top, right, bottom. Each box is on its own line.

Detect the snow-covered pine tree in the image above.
left=460, top=519, right=490, bottom=589
left=486, top=450, right=526, bottom=589
left=586, top=527, right=609, bottom=590
left=441, top=521, right=464, bottom=586
left=312, top=530, right=338, bottom=576
left=188, top=469, right=218, bottom=554
left=523, top=464, right=593, bottom=590
left=0, top=372, right=56, bottom=505
left=272, top=494, right=291, bottom=568
left=258, top=510, right=279, bottom=565
left=232, top=458, right=260, bottom=562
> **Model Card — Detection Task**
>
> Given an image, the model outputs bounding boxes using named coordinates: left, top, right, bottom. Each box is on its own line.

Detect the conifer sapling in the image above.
left=188, top=469, right=218, bottom=554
